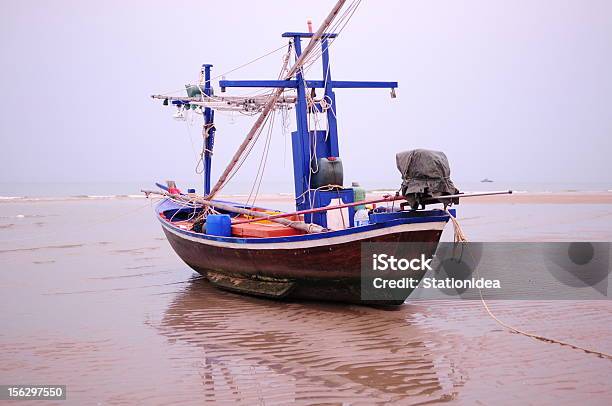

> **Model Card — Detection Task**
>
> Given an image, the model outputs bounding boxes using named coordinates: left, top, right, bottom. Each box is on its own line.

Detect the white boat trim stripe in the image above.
left=161, top=221, right=446, bottom=250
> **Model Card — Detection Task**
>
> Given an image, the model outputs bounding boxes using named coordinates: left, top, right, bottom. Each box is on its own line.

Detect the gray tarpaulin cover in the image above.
left=396, top=149, right=459, bottom=208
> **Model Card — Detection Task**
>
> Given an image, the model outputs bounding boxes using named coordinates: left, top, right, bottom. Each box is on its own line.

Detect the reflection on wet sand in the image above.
left=159, top=277, right=612, bottom=405
left=160, top=278, right=460, bottom=404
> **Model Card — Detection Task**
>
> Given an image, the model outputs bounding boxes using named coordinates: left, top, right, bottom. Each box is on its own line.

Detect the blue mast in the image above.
left=201, top=64, right=215, bottom=195
left=217, top=31, right=397, bottom=227
left=321, top=36, right=339, bottom=157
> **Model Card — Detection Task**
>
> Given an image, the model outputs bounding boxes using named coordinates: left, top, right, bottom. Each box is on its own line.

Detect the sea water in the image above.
left=1, top=180, right=611, bottom=199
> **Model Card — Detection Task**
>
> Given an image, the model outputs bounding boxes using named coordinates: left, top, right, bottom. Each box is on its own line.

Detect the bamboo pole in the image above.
left=142, top=190, right=327, bottom=234
left=151, top=94, right=298, bottom=105
left=231, top=190, right=513, bottom=225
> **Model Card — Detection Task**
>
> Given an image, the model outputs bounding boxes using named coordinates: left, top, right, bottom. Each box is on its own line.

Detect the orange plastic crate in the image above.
left=231, top=222, right=304, bottom=238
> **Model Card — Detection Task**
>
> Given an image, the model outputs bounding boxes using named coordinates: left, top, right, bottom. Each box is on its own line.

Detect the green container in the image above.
left=310, top=157, right=343, bottom=189
left=185, top=84, right=202, bottom=98
left=352, top=181, right=366, bottom=210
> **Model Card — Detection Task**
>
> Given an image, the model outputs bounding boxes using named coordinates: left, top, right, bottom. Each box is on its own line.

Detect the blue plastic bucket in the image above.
left=205, top=214, right=232, bottom=237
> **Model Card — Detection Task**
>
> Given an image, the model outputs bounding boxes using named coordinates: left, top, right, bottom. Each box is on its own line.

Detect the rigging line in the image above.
left=292, top=23, right=336, bottom=210
left=195, top=85, right=274, bottom=107
left=215, top=111, right=275, bottom=192
left=223, top=113, right=273, bottom=185
left=207, top=0, right=349, bottom=199
left=292, top=48, right=325, bottom=208
left=302, top=0, right=363, bottom=74
left=279, top=42, right=293, bottom=172
left=314, top=0, right=362, bottom=60
left=278, top=41, right=293, bottom=79
left=222, top=108, right=275, bottom=176
left=222, top=131, right=264, bottom=186
left=216, top=43, right=293, bottom=121
left=245, top=116, right=272, bottom=206
left=201, top=43, right=290, bottom=86
left=304, top=57, right=334, bottom=211
left=157, top=43, right=289, bottom=97
left=321, top=60, right=335, bottom=144
left=298, top=0, right=359, bottom=72
left=168, top=196, right=201, bottom=223
left=281, top=105, right=291, bottom=168
left=296, top=11, right=360, bottom=167
left=251, top=110, right=276, bottom=206
left=155, top=2, right=354, bottom=102
left=245, top=109, right=275, bottom=208
left=182, top=113, right=203, bottom=174
left=283, top=0, right=350, bottom=82
left=244, top=44, right=291, bottom=207
left=306, top=91, right=320, bottom=210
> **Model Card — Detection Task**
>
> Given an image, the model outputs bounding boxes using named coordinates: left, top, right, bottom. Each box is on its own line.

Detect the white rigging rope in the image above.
left=243, top=43, right=294, bottom=207
left=153, top=43, right=289, bottom=96
left=161, top=0, right=363, bottom=196
left=206, top=0, right=350, bottom=199
left=219, top=0, right=362, bottom=204
left=204, top=43, right=294, bottom=196
left=302, top=0, right=363, bottom=75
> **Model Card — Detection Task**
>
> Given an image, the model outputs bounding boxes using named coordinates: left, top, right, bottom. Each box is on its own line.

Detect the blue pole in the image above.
left=202, top=64, right=215, bottom=195
left=292, top=36, right=311, bottom=209
left=321, top=38, right=339, bottom=157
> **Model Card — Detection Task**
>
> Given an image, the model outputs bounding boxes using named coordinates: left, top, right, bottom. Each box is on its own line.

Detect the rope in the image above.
left=206, top=0, right=349, bottom=199
left=294, top=184, right=343, bottom=207
left=444, top=208, right=467, bottom=243
left=195, top=122, right=216, bottom=175
left=154, top=43, right=289, bottom=96
left=477, top=289, right=612, bottom=360
left=301, top=0, right=363, bottom=74
left=444, top=208, right=612, bottom=360
left=243, top=44, right=294, bottom=208
left=245, top=109, right=276, bottom=208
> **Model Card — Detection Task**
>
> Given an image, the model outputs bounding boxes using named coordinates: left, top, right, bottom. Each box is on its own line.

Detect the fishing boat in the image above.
left=145, top=1, right=508, bottom=305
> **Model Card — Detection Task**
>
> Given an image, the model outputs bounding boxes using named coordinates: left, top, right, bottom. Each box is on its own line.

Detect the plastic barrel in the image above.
left=205, top=214, right=232, bottom=237
left=352, top=182, right=366, bottom=211
left=311, top=157, right=343, bottom=189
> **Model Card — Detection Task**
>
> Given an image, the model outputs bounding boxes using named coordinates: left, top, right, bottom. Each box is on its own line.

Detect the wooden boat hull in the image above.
left=159, top=207, right=449, bottom=305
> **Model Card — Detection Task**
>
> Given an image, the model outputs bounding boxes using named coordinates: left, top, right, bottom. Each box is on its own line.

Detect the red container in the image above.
left=231, top=222, right=304, bottom=238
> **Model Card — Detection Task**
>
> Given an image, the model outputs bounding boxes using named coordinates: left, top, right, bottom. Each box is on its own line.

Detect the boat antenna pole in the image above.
left=201, top=64, right=215, bottom=195
left=206, top=0, right=348, bottom=199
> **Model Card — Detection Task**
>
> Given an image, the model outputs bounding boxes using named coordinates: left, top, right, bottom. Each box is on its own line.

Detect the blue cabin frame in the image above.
left=179, top=31, right=398, bottom=228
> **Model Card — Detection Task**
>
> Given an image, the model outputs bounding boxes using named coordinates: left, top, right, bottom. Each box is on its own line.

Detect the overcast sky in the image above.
left=1, top=0, right=610, bottom=190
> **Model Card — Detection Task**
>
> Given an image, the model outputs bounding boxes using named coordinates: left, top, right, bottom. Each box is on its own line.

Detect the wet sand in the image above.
left=0, top=196, right=611, bottom=404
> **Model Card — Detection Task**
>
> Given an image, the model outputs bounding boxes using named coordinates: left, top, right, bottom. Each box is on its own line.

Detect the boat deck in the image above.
left=156, top=198, right=453, bottom=244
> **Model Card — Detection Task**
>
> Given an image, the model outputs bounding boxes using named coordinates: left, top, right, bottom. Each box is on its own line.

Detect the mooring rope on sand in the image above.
left=444, top=208, right=612, bottom=360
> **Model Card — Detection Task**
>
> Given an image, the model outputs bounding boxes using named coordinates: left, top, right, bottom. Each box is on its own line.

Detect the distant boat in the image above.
left=481, top=178, right=494, bottom=183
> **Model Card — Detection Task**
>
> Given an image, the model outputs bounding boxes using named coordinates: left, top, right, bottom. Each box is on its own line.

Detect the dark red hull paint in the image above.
left=162, top=228, right=443, bottom=305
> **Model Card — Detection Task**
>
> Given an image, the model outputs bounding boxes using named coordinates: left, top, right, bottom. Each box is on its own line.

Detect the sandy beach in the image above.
left=0, top=194, right=610, bottom=404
